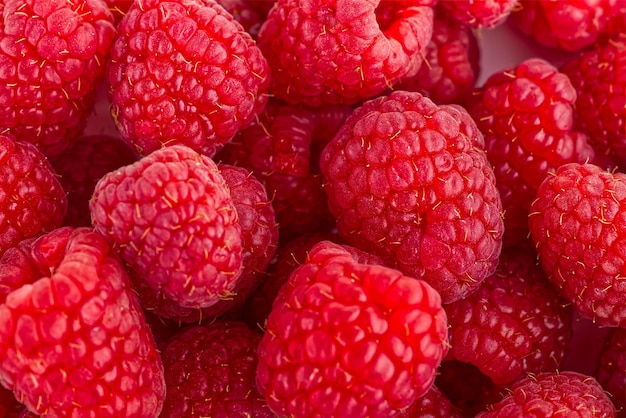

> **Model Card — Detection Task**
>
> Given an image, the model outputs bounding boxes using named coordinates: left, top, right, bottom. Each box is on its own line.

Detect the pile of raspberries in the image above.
left=0, top=0, right=624, bottom=416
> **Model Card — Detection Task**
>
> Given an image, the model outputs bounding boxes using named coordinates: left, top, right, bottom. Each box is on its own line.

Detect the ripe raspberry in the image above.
left=90, top=144, right=244, bottom=310
left=107, top=0, right=270, bottom=157
left=561, top=36, right=626, bottom=170
left=320, top=90, right=504, bottom=303
left=438, top=0, right=518, bottom=29
left=512, top=0, right=621, bottom=51
left=0, top=0, right=116, bottom=158
left=257, top=0, right=434, bottom=107
left=445, top=246, right=573, bottom=385
left=595, top=327, right=626, bottom=413
left=528, top=163, right=626, bottom=327
left=0, top=134, right=67, bottom=258
left=469, top=58, right=597, bottom=248
left=0, top=227, right=165, bottom=417
left=161, top=320, right=271, bottom=417
left=50, top=134, right=138, bottom=228
left=397, top=385, right=462, bottom=418
left=127, top=163, right=277, bottom=322
left=218, top=100, right=339, bottom=237
left=396, top=11, right=480, bottom=105
left=103, top=0, right=134, bottom=24
left=476, top=371, right=617, bottom=417
left=256, top=240, right=449, bottom=417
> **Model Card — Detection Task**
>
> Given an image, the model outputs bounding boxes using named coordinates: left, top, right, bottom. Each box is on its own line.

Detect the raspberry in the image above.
left=438, top=0, right=518, bottom=29
left=256, top=240, right=449, bottom=417
left=512, top=0, right=621, bottom=51
left=528, top=162, right=626, bottom=327
left=0, top=134, right=67, bottom=258
left=320, top=90, right=504, bottom=303
left=218, top=100, right=339, bottom=238
left=50, top=134, right=138, bottom=228
left=107, top=0, right=270, bottom=157
left=396, top=11, right=480, bottom=105
left=561, top=36, right=626, bottom=170
left=160, top=320, right=272, bottom=417
left=595, top=327, right=626, bottom=413
left=476, top=371, right=617, bottom=417
left=103, top=0, right=134, bottom=24
left=127, top=163, right=277, bottom=322
left=397, top=384, right=462, bottom=418
left=0, top=227, right=165, bottom=417
left=0, top=0, right=116, bottom=158
left=469, top=58, right=597, bottom=248
left=90, top=144, right=244, bottom=310
left=445, top=246, right=573, bottom=385
left=257, top=0, right=434, bottom=107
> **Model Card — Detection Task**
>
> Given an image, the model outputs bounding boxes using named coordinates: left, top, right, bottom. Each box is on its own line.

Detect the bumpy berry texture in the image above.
left=104, top=0, right=134, bottom=24
left=595, top=327, right=626, bottom=413
left=0, top=134, right=67, bottom=258
left=137, top=163, right=278, bottom=322
left=396, top=11, right=480, bottom=105
left=320, top=90, right=504, bottom=303
left=51, top=134, right=138, bottom=228
left=529, top=163, right=626, bottom=327
left=257, top=0, right=434, bottom=107
left=476, top=371, right=617, bottom=417
left=561, top=36, right=626, bottom=170
left=439, top=0, right=518, bottom=29
left=0, top=0, right=116, bottom=158
left=160, top=320, right=272, bottom=417
left=512, top=0, right=621, bottom=51
left=256, top=240, right=449, bottom=417
left=0, top=227, right=165, bottom=417
left=90, top=144, right=244, bottom=310
left=397, top=384, right=462, bottom=418
left=445, top=247, right=573, bottom=385
left=215, top=0, right=269, bottom=39
left=470, top=58, right=597, bottom=248
left=107, top=0, right=270, bottom=157
left=218, top=100, right=340, bottom=238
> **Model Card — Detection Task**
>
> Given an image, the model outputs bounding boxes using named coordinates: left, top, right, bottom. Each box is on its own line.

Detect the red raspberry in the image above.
left=90, top=144, right=244, bottom=310
left=0, top=134, right=67, bottom=258
left=397, top=385, right=462, bottom=417
left=129, top=163, right=277, bottom=322
left=438, top=0, right=518, bottom=29
left=103, top=0, right=134, bottom=24
left=435, top=360, right=503, bottom=417
left=0, top=0, right=116, bottom=158
left=476, top=371, right=617, bottom=417
left=596, top=327, right=626, bottom=413
left=396, top=11, right=480, bottom=105
left=160, top=320, right=272, bottom=417
left=469, top=58, right=597, bottom=248
left=218, top=100, right=339, bottom=238
left=445, top=246, right=573, bottom=385
left=512, top=0, right=621, bottom=51
left=320, top=90, right=504, bottom=303
left=256, top=240, right=449, bottom=417
left=561, top=36, right=626, bottom=170
left=50, top=134, right=138, bottom=228
left=257, top=0, right=434, bottom=107
left=0, top=227, right=165, bottom=417
left=107, top=0, right=270, bottom=157
left=528, top=163, right=626, bottom=327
